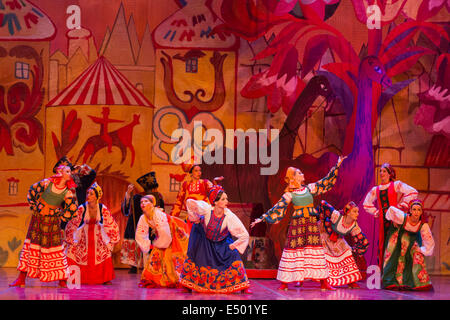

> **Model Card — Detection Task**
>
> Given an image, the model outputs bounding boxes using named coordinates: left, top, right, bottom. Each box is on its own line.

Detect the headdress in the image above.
left=89, top=182, right=103, bottom=200
left=53, top=156, right=74, bottom=173
left=381, top=163, right=396, bottom=181
left=142, top=194, right=157, bottom=206
left=408, top=199, right=426, bottom=222
left=208, top=184, right=224, bottom=204
left=136, top=171, right=159, bottom=191
left=409, top=199, right=423, bottom=209
left=49, top=165, right=77, bottom=189
left=343, top=201, right=358, bottom=215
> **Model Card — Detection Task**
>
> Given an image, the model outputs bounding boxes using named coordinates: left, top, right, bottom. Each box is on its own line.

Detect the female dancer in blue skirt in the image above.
left=179, top=184, right=251, bottom=293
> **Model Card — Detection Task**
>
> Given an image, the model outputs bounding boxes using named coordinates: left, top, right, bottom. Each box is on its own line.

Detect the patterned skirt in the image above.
left=120, top=239, right=143, bottom=268
left=139, top=215, right=189, bottom=288
left=179, top=223, right=250, bottom=293
left=318, top=224, right=362, bottom=286
left=277, top=216, right=328, bottom=283
left=67, top=222, right=115, bottom=285
left=382, top=228, right=432, bottom=291
left=17, top=211, right=68, bottom=282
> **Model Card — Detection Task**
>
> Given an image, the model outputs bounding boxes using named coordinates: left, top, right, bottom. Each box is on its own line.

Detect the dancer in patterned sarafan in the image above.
left=317, top=200, right=369, bottom=288
left=9, top=165, right=78, bottom=288
left=170, top=161, right=222, bottom=219
left=52, top=156, right=97, bottom=217
left=52, top=156, right=96, bottom=231
left=363, top=163, right=418, bottom=269
left=251, top=156, right=346, bottom=291
left=382, top=199, right=434, bottom=291
left=179, top=184, right=251, bottom=294
left=66, top=183, right=120, bottom=285
left=136, top=195, right=189, bottom=288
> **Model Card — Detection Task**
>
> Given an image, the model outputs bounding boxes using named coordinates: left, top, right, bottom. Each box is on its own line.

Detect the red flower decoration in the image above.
left=0, top=46, right=44, bottom=156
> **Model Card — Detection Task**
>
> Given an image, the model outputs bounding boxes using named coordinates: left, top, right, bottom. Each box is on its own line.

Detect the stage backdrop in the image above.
left=0, top=0, right=448, bottom=275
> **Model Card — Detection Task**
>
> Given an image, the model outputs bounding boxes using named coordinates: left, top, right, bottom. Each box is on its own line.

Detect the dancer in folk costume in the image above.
left=121, top=171, right=164, bottom=273
left=170, top=161, right=223, bottom=219
left=52, top=156, right=97, bottom=211
left=382, top=199, right=434, bottom=291
left=65, top=183, right=120, bottom=285
left=316, top=200, right=369, bottom=288
left=179, top=185, right=251, bottom=294
left=9, top=165, right=78, bottom=288
left=53, top=156, right=96, bottom=231
left=251, top=156, right=346, bottom=291
left=136, top=195, right=189, bottom=288
left=363, top=163, right=418, bottom=269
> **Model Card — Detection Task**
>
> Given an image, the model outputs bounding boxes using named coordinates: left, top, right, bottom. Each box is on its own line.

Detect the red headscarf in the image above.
left=343, top=201, right=358, bottom=215
left=49, top=165, right=77, bottom=190
left=208, top=185, right=224, bottom=204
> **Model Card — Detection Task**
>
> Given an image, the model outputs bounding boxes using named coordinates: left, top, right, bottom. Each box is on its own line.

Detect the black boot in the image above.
left=128, top=266, right=137, bottom=274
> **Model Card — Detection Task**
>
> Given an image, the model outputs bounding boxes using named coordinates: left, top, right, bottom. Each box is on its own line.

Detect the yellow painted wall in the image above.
left=0, top=41, right=50, bottom=267
left=152, top=49, right=237, bottom=205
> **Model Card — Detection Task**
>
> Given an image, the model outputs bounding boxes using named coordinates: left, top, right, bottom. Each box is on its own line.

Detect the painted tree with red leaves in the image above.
left=215, top=0, right=448, bottom=265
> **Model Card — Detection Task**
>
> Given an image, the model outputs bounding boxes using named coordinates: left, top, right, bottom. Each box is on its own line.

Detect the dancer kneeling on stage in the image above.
left=65, top=182, right=120, bottom=285
left=136, top=195, right=189, bottom=288
left=382, top=199, right=434, bottom=291
left=9, top=165, right=78, bottom=288
left=317, top=200, right=369, bottom=288
left=179, top=185, right=252, bottom=294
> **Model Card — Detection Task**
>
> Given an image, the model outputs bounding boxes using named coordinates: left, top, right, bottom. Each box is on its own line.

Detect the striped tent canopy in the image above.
left=47, top=56, right=153, bottom=107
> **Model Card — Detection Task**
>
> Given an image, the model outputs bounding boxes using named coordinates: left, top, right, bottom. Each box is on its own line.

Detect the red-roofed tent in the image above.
left=47, top=56, right=153, bottom=107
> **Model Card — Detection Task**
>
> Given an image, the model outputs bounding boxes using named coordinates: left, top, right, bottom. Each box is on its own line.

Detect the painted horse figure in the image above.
left=76, top=114, right=140, bottom=167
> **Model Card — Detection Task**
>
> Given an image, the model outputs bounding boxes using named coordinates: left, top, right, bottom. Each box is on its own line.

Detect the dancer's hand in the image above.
left=337, top=155, right=347, bottom=166
left=127, top=184, right=135, bottom=193
left=125, top=184, right=134, bottom=199
left=250, top=218, right=262, bottom=228
left=71, top=165, right=81, bottom=174
left=213, top=176, right=224, bottom=185
left=229, top=243, right=236, bottom=250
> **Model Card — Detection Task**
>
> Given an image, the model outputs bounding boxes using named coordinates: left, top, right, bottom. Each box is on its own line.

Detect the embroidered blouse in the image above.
left=170, top=179, right=214, bottom=217
left=136, top=209, right=172, bottom=252
left=363, top=181, right=418, bottom=218
left=260, top=163, right=341, bottom=224
left=186, top=199, right=249, bottom=254
left=318, top=200, right=369, bottom=255
left=385, top=206, right=435, bottom=256
left=65, top=203, right=120, bottom=265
